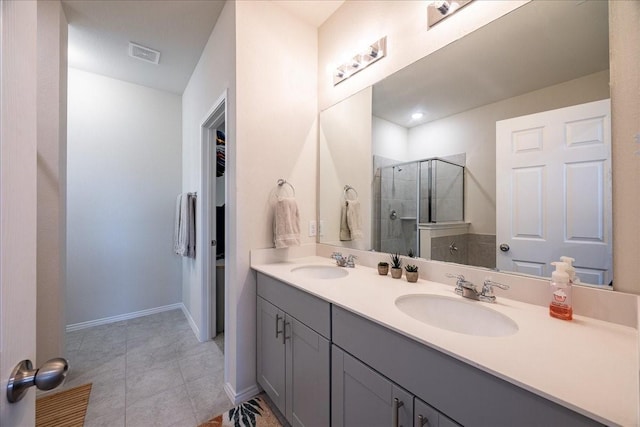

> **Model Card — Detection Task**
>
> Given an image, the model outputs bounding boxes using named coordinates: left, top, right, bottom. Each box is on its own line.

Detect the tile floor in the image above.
left=61, top=309, right=232, bottom=426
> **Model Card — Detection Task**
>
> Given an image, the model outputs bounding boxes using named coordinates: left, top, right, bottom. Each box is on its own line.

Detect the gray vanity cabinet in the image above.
left=332, top=345, right=413, bottom=427
left=256, top=273, right=330, bottom=427
left=332, top=306, right=601, bottom=427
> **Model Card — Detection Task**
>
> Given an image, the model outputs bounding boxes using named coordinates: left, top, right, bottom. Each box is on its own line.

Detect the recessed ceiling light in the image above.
left=411, top=112, right=424, bottom=120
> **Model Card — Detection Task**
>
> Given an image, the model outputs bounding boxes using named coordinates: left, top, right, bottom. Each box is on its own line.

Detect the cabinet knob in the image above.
left=418, top=414, right=429, bottom=426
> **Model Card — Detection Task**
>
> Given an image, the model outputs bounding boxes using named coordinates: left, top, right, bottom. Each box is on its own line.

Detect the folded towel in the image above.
left=174, top=193, right=197, bottom=258
left=346, top=199, right=363, bottom=240
left=274, top=196, right=300, bottom=249
left=340, top=203, right=351, bottom=241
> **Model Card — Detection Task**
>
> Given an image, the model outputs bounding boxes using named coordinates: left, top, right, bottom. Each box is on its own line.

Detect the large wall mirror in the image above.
left=319, top=0, right=612, bottom=287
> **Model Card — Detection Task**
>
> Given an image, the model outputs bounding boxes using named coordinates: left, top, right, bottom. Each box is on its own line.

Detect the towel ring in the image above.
left=344, top=185, right=358, bottom=200
left=277, top=179, right=296, bottom=197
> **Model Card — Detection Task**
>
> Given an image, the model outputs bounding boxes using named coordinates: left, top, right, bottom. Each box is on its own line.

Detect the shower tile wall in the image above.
left=467, top=234, right=497, bottom=268
left=430, top=234, right=469, bottom=264
left=380, top=163, right=418, bottom=255
left=429, top=233, right=496, bottom=268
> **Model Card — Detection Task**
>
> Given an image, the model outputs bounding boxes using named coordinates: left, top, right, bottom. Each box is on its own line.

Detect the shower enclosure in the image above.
left=375, top=158, right=464, bottom=256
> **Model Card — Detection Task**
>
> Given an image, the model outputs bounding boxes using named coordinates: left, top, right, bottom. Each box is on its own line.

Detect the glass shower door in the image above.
left=379, top=163, right=418, bottom=256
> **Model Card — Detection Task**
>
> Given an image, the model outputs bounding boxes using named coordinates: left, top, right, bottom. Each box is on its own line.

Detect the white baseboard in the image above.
left=181, top=305, right=202, bottom=341
left=224, top=382, right=261, bottom=405
left=65, top=303, right=184, bottom=332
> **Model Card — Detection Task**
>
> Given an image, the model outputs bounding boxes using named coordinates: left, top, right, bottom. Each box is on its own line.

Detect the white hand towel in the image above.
left=174, top=193, right=197, bottom=258
left=274, top=196, right=300, bottom=248
left=346, top=199, right=363, bottom=240
left=340, top=203, right=351, bottom=241
left=174, top=194, right=188, bottom=256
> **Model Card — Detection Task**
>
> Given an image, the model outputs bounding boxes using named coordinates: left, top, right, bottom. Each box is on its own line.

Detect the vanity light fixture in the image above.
left=434, top=1, right=450, bottom=15
left=428, top=0, right=473, bottom=28
left=333, top=36, right=387, bottom=86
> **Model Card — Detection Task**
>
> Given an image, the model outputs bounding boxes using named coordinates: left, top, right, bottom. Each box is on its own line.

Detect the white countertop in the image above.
left=252, top=256, right=639, bottom=427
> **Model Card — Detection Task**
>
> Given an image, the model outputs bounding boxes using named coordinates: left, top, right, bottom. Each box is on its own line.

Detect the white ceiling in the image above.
left=373, top=0, right=609, bottom=128
left=62, top=0, right=343, bottom=95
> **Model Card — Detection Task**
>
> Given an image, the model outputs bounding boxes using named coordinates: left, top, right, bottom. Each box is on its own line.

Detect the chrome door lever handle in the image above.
left=7, top=358, right=69, bottom=403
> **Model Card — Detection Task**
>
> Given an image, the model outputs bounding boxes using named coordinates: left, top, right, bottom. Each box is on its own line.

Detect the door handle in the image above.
left=7, top=358, right=69, bottom=403
left=418, top=414, right=429, bottom=426
left=392, top=397, right=404, bottom=427
left=499, top=243, right=510, bottom=252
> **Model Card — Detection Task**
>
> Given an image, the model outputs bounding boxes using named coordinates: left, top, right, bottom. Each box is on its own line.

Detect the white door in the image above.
left=496, top=99, right=611, bottom=285
left=1, top=0, right=38, bottom=424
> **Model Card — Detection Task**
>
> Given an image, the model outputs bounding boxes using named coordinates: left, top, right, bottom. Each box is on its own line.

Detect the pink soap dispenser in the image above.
left=549, top=261, right=572, bottom=321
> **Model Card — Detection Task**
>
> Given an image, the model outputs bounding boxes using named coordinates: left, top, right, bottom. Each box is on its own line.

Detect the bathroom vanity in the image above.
left=253, top=252, right=638, bottom=427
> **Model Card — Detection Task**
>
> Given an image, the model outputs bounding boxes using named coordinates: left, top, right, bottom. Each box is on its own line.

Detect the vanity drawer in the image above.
left=257, top=272, right=331, bottom=339
left=332, top=306, right=601, bottom=427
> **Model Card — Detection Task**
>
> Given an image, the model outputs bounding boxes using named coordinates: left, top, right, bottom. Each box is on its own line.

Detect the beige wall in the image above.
left=181, top=0, right=235, bottom=342
left=182, top=0, right=318, bottom=401
left=611, top=1, right=640, bottom=294
left=36, top=0, right=67, bottom=365
left=319, top=87, right=372, bottom=249
left=233, top=0, right=318, bottom=397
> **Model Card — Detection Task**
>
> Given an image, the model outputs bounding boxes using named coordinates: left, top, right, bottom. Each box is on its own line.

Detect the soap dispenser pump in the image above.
left=560, top=256, right=580, bottom=285
left=549, top=261, right=572, bottom=321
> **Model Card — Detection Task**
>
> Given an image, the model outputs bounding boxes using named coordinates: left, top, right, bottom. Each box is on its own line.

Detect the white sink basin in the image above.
left=290, top=265, right=348, bottom=279
left=395, top=294, right=518, bottom=337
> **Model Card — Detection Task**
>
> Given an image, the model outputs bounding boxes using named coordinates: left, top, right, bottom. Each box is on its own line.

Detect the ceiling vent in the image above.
left=128, top=42, right=160, bottom=65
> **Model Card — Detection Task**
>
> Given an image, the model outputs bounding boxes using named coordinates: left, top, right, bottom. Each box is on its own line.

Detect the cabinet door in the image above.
left=332, top=345, right=413, bottom=427
left=286, top=316, right=330, bottom=427
left=414, top=398, right=439, bottom=427
left=257, top=297, right=286, bottom=414
left=414, top=397, right=462, bottom=427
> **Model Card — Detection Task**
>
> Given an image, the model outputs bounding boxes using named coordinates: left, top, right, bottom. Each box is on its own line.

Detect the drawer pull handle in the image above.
left=418, top=414, right=429, bottom=426
left=275, top=314, right=283, bottom=339
left=283, top=321, right=290, bottom=344
left=392, top=398, right=404, bottom=427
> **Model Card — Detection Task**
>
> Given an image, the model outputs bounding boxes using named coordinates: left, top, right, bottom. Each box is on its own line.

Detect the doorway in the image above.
left=201, top=94, right=227, bottom=340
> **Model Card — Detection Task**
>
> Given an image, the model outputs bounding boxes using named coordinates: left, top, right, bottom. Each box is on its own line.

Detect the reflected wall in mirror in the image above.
left=318, top=0, right=612, bottom=287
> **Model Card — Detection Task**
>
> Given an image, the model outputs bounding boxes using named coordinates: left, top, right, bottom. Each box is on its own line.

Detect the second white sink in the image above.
left=290, top=265, right=349, bottom=280
left=395, top=294, right=518, bottom=337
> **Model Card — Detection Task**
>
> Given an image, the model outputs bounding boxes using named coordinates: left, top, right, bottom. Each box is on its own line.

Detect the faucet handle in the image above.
left=346, top=254, right=357, bottom=267
left=482, top=278, right=510, bottom=296
left=331, top=252, right=342, bottom=259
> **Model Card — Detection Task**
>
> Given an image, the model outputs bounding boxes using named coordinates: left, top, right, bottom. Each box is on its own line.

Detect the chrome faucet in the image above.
left=445, top=274, right=509, bottom=303
left=330, top=252, right=357, bottom=268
